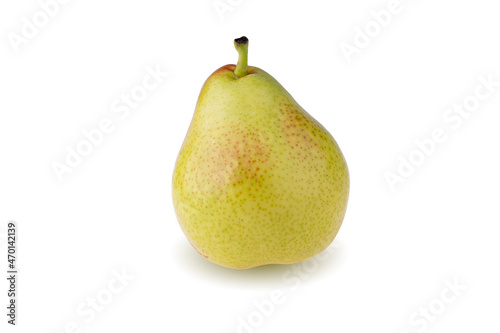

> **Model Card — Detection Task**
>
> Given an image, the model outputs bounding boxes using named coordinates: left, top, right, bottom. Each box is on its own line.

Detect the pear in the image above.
left=172, top=37, right=349, bottom=269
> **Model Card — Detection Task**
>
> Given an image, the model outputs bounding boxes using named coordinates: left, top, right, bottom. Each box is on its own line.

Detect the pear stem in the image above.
left=234, top=36, right=249, bottom=78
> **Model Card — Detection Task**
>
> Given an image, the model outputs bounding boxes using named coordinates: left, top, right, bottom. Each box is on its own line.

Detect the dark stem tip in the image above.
left=234, top=36, right=248, bottom=45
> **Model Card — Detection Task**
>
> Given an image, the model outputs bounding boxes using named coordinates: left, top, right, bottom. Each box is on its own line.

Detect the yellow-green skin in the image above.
left=172, top=64, right=349, bottom=269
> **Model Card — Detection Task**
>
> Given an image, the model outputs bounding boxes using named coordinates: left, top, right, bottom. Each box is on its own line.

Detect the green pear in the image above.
left=172, top=37, right=349, bottom=269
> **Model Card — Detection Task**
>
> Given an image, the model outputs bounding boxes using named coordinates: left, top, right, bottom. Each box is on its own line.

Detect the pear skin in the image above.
left=172, top=37, right=349, bottom=269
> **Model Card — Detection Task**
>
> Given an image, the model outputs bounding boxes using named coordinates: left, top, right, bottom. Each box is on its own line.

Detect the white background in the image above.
left=1, top=0, right=499, bottom=332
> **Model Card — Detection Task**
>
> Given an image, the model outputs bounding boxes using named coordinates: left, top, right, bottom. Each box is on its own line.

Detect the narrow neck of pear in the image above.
left=234, top=37, right=249, bottom=78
